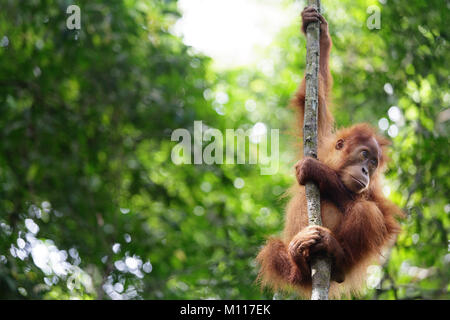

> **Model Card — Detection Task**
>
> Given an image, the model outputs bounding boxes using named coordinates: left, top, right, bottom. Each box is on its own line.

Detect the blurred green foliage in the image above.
left=0, top=0, right=448, bottom=299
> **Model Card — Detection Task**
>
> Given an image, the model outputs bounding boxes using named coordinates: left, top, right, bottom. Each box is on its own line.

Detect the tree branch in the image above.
left=303, top=0, right=331, bottom=300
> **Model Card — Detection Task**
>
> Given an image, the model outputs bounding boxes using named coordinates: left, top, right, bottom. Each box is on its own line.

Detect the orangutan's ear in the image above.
left=335, top=139, right=345, bottom=150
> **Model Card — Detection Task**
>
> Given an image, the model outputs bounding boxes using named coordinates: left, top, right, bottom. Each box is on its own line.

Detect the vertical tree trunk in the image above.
left=303, top=0, right=331, bottom=300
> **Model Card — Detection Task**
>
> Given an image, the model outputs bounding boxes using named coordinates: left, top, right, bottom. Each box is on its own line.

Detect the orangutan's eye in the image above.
left=361, top=150, right=369, bottom=159
left=371, top=159, right=378, bottom=167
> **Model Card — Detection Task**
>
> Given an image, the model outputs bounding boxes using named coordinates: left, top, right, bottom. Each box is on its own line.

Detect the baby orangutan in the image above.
left=256, top=7, right=403, bottom=299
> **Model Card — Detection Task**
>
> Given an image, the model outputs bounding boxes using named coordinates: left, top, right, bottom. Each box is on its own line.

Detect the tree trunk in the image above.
left=303, top=0, right=331, bottom=300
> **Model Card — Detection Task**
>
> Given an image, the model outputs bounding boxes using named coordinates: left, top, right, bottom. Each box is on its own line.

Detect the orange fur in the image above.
left=256, top=9, right=403, bottom=299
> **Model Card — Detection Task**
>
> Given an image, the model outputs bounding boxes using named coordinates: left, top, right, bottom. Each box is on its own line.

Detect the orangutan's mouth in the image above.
left=350, top=175, right=367, bottom=189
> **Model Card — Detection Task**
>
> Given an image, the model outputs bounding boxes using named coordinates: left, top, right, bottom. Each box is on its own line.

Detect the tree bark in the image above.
left=303, top=0, right=331, bottom=300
